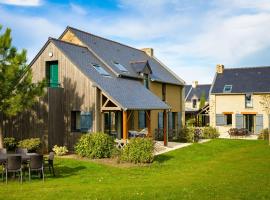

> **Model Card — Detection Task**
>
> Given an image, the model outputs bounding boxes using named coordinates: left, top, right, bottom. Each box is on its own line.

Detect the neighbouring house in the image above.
left=209, top=64, right=270, bottom=135
left=2, top=26, right=185, bottom=151
left=185, top=81, right=211, bottom=126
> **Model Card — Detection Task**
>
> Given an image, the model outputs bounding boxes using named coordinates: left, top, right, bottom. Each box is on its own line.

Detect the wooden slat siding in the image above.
left=2, top=42, right=99, bottom=152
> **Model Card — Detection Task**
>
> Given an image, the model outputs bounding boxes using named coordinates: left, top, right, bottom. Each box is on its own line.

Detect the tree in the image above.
left=0, top=25, right=45, bottom=148
left=259, top=94, right=270, bottom=145
left=199, top=91, right=206, bottom=109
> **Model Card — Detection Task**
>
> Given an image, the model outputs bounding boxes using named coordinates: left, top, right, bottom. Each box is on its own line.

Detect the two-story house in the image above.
left=209, top=64, right=270, bottom=135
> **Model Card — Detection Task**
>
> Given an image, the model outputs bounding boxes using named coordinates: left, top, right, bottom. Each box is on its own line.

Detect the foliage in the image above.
left=199, top=91, right=206, bottom=109
left=75, top=132, right=115, bottom=159
left=53, top=145, right=68, bottom=156
left=179, top=127, right=194, bottom=142
left=3, top=137, right=17, bottom=151
left=202, top=126, right=220, bottom=139
left=194, top=128, right=202, bottom=142
left=0, top=25, right=46, bottom=147
left=186, top=118, right=195, bottom=127
left=18, top=138, right=41, bottom=152
left=258, top=128, right=269, bottom=140
left=121, top=138, right=154, bottom=163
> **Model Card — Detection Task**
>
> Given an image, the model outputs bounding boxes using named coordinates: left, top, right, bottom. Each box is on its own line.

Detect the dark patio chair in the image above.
left=28, top=155, right=44, bottom=181
left=0, top=148, right=7, bottom=181
left=4, top=155, right=22, bottom=184
left=45, top=152, right=55, bottom=177
left=16, top=148, right=28, bottom=154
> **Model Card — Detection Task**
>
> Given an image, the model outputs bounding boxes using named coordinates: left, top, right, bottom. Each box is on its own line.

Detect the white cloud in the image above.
left=0, top=0, right=42, bottom=6
left=70, top=3, right=87, bottom=15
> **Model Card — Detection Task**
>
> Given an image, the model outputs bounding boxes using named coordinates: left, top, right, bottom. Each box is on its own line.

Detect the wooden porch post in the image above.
left=163, top=110, right=168, bottom=146
left=146, top=110, right=151, bottom=137
left=123, top=110, right=128, bottom=141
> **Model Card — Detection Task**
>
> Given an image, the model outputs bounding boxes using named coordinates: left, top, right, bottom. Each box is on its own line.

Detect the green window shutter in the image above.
left=235, top=114, right=244, bottom=129
left=216, top=114, right=225, bottom=126
left=177, top=112, right=182, bottom=130
left=158, top=112, right=163, bottom=129
left=80, top=112, right=92, bottom=132
left=138, top=111, right=146, bottom=129
left=50, top=63, right=59, bottom=87
left=255, top=114, right=263, bottom=134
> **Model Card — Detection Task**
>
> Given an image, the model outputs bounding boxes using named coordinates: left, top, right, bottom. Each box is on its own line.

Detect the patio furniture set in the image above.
left=0, top=148, right=55, bottom=184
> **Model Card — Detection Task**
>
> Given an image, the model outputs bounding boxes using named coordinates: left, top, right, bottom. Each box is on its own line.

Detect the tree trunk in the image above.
left=0, top=113, right=3, bottom=148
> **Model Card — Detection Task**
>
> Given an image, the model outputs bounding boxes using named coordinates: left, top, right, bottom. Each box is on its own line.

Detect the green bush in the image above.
left=179, top=127, right=194, bottom=143
left=53, top=145, right=68, bottom=156
left=258, top=128, right=269, bottom=140
left=18, top=138, right=41, bottom=152
left=121, top=138, right=154, bottom=164
left=3, top=137, right=17, bottom=151
left=75, top=132, right=115, bottom=159
left=202, top=126, right=220, bottom=139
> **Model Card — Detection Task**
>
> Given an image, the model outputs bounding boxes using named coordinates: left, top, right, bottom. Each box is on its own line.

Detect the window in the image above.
left=225, top=114, right=232, bottom=125
left=168, top=112, right=176, bottom=130
left=223, top=85, right=232, bottom=93
left=46, top=61, right=59, bottom=87
left=113, top=61, right=128, bottom=72
left=138, top=111, right=146, bottom=129
left=245, top=93, right=253, bottom=108
left=143, top=74, right=149, bottom=89
left=162, top=83, right=166, bottom=101
left=192, top=99, right=197, bottom=108
left=71, top=111, right=92, bottom=132
left=92, top=64, right=110, bottom=76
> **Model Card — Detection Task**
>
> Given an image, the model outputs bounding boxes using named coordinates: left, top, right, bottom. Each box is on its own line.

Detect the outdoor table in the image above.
left=0, top=153, right=38, bottom=164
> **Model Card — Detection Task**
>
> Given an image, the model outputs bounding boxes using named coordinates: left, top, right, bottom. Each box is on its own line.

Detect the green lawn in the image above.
left=1, top=139, right=270, bottom=200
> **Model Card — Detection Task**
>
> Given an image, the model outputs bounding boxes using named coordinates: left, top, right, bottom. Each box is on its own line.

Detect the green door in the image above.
left=50, top=63, right=58, bottom=87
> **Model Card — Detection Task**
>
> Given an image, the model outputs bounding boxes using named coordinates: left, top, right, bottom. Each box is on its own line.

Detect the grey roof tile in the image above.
left=185, top=84, right=211, bottom=101
left=52, top=39, right=169, bottom=110
left=211, top=67, right=270, bottom=94
left=67, top=27, right=183, bottom=85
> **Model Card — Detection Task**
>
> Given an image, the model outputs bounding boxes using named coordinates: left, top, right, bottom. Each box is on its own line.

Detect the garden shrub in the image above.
left=202, top=126, right=220, bottom=139
left=258, top=128, right=269, bottom=140
left=121, top=138, right=154, bottom=163
left=18, top=138, right=41, bottom=152
left=53, top=145, right=68, bottom=156
left=75, top=132, right=115, bottom=159
left=3, top=137, right=17, bottom=151
left=179, top=127, right=194, bottom=142
left=194, top=128, right=202, bottom=142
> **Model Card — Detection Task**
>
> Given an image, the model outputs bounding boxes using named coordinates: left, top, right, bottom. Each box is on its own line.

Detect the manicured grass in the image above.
left=1, top=139, right=270, bottom=200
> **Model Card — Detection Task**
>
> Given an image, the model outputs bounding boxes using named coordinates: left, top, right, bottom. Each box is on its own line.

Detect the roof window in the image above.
left=223, top=85, right=232, bottom=93
left=113, top=61, right=128, bottom=72
left=92, top=64, right=110, bottom=76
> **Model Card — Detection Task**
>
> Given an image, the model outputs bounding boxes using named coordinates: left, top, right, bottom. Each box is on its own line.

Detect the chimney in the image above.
left=216, top=64, right=224, bottom=74
left=141, top=48, right=154, bottom=57
left=192, top=81, right=198, bottom=88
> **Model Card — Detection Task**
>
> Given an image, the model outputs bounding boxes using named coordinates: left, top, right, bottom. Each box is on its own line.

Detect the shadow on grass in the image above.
left=154, top=154, right=174, bottom=163
left=45, top=164, right=86, bottom=179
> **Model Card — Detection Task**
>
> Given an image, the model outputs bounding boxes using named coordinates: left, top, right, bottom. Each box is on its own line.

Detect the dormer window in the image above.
left=245, top=93, right=253, bottom=108
left=113, top=61, right=128, bottom=72
left=223, top=85, right=232, bottom=93
left=143, top=73, right=149, bottom=89
left=92, top=64, right=110, bottom=76
left=192, top=99, right=197, bottom=108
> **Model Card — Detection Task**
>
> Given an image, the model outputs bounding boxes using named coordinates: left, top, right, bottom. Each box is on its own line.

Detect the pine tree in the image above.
left=0, top=25, right=45, bottom=148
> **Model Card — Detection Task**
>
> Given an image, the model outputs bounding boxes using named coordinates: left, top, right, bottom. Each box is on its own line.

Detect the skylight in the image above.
left=223, top=85, right=232, bottom=93
left=92, top=64, right=110, bottom=76
left=113, top=61, right=128, bottom=72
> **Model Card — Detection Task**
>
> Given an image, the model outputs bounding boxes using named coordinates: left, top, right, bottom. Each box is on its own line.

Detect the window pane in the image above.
left=92, top=64, right=110, bottom=76
left=223, top=85, right=232, bottom=93
left=113, top=62, right=128, bottom=72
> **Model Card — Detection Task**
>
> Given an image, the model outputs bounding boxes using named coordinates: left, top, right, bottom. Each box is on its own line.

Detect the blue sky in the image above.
left=1, top=0, right=270, bottom=84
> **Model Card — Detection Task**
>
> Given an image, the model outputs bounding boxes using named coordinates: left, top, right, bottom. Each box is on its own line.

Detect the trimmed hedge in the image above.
left=179, top=127, right=194, bottom=143
left=258, top=128, right=269, bottom=140
left=18, top=138, right=41, bottom=152
left=3, top=137, right=17, bottom=151
left=75, top=132, right=115, bottom=159
left=121, top=138, right=154, bottom=163
left=202, top=127, right=220, bottom=139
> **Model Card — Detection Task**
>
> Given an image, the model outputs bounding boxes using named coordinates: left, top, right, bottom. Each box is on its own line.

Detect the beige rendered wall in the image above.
left=209, top=94, right=270, bottom=133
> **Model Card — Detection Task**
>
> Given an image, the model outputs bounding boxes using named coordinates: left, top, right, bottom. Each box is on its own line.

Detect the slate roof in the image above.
left=51, top=39, right=169, bottom=110
left=185, top=84, right=211, bottom=101
left=62, top=27, right=183, bottom=85
left=211, top=66, right=270, bottom=94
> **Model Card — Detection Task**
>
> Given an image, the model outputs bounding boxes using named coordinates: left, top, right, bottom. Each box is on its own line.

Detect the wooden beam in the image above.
left=123, top=111, right=128, bottom=141
left=241, top=112, right=258, bottom=114
left=163, top=110, right=167, bottom=146
left=146, top=110, right=151, bottom=137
